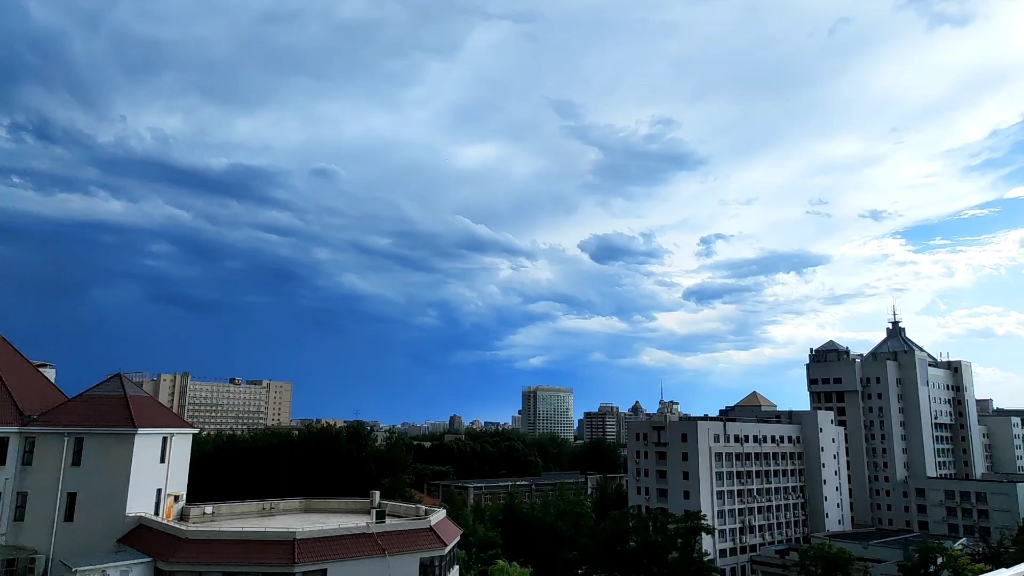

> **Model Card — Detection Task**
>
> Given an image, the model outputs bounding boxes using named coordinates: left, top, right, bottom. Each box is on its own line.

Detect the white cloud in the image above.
left=4, top=0, right=1024, bottom=405
left=973, top=364, right=1024, bottom=407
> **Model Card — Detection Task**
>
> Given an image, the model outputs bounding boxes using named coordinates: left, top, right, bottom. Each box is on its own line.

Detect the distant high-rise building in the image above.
left=511, top=411, right=522, bottom=430
left=469, top=419, right=483, bottom=430
left=448, top=414, right=465, bottom=432
left=129, top=372, right=293, bottom=431
left=583, top=403, right=626, bottom=444
left=521, top=386, right=574, bottom=440
left=32, top=360, right=56, bottom=383
left=626, top=400, right=647, bottom=421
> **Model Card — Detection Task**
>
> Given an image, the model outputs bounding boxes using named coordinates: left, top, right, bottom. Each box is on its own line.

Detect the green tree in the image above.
left=488, top=560, right=532, bottom=576
left=969, top=524, right=1024, bottom=570
left=625, top=507, right=718, bottom=576
left=796, top=541, right=860, bottom=576
left=899, top=541, right=987, bottom=576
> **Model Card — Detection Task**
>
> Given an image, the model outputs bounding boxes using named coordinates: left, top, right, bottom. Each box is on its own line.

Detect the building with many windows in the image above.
left=521, top=386, right=575, bottom=440
left=126, top=372, right=292, bottom=431
left=582, top=404, right=627, bottom=445
left=807, top=314, right=1024, bottom=541
left=0, top=334, right=460, bottom=576
left=627, top=392, right=850, bottom=576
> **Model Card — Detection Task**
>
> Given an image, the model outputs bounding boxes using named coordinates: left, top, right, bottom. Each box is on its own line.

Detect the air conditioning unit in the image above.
left=737, top=497, right=745, bottom=504
left=731, top=538, right=738, bottom=544
left=784, top=493, right=791, bottom=500
left=747, top=517, right=755, bottom=526
left=757, top=497, right=765, bottom=503
left=24, top=556, right=46, bottom=576
left=371, top=508, right=387, bottom=524
left=740, top=536, right=748, bottom=544
left=784, top=512, right=792, bottom=520
left=786, top=529, right=793, bottom=537
left=766, top=514, right=774, bottom=521
left=767, top=495, right=774, bottom=501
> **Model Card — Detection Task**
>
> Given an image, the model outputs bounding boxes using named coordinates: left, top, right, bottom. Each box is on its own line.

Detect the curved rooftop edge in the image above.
left=119, top=497, right=461, bottom=566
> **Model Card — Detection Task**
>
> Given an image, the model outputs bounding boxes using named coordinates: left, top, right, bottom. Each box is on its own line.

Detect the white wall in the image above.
left=5, top=431, right=137, bottom=561
left=126, top=433, right=193, bottom=518
left=68, top=559, right=153, bottom=576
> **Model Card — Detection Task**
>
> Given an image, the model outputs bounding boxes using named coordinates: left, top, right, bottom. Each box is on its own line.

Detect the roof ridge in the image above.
left=119, top=374, right=140, bottom=428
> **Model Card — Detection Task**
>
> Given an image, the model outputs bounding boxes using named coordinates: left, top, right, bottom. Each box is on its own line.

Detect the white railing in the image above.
left=984, top=564, right=1024, bottom=576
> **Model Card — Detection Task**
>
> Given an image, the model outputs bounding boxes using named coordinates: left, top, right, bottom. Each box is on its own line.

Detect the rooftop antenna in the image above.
left=660, top=378, right=664, bottom=402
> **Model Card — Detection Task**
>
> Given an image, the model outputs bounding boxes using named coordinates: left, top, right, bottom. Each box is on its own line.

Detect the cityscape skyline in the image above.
left=10, top=316, right=1020, bottom=431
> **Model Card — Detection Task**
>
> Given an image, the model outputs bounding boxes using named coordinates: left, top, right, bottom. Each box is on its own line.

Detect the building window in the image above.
left=682, top=452, right=689, bottom=462
left=683, top=471, right=690, bottom=480
left=20, top=437, right=35, bottom=466
left=683, top=490, right=691, bottom=500
left=160, top=436, right=169, bottom=464
left=13, top=492, right=28, bottom=522
left=63, top=492, right=78, bottom=522
left=0, top=436, right=9, bottom=466
left=71, top=437, right=85, bottom=467
left=154, top=488, right=163, bottom=517
left=681, top=433, right=688, bottom=443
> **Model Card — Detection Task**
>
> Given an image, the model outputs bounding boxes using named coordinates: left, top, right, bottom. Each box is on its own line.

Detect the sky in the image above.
left=2, top=0, right=1024, bottom=425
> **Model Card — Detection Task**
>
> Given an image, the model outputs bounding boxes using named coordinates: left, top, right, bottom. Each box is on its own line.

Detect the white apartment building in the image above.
left=521, top=386, right=575, bottom=440
left=627, top=392, right=850, bottom=576
left=807, top=316, right=1024, bottom=541
left=0, top=335, right=460, bottom=576
left=582, top=404, right=627, bottom=445
left=129, top=372, right=293, bottom=431
left=978, top=415, right=1024, bottom=474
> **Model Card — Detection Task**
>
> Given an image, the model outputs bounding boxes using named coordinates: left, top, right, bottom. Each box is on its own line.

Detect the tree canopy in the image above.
left=187, top=423, right=623, bottom=503
left=795, top=541, right=861, bottom=576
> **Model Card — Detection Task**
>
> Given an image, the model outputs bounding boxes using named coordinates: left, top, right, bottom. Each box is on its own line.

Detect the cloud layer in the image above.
left=3, top=0, right=1024, bottom=419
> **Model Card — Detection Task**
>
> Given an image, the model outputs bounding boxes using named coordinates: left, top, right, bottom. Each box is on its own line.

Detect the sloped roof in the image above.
left=29, top=373, right=195, bottom=430
left=118, top=517, right=461, bottom=565
left=815, top=340, right=848, bottom=352
left=735, top=391, right=776, bottom=408
left=868, top=321, right=937, bottom=362
left=0, top=334, right=68, bottom=426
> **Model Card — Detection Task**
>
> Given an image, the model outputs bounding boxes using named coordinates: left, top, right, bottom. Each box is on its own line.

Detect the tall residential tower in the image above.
left=521, top=386, right=575, bottom=440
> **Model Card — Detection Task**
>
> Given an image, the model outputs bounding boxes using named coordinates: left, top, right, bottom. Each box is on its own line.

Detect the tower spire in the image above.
left=660, top=378, right=664, bottom=402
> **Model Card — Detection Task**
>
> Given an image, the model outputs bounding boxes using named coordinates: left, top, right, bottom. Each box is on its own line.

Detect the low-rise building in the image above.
left=425, top=472, right=628, bottom=506
left=120, top=496, right=460, bottom=576
left=0, top=334, right=461, bottom=576
left=627, top=392, right=851, bottom=576
left=751, top=529, right=963, bottom=576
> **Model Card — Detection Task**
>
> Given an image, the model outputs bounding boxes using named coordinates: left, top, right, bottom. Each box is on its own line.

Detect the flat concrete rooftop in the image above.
left=169, top=498, right=441, bottom=535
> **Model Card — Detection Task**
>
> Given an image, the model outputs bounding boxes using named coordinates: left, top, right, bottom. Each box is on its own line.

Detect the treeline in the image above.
left=448, top=479, right=719, bottom=576
left=187, top=422, right=623, bottom=503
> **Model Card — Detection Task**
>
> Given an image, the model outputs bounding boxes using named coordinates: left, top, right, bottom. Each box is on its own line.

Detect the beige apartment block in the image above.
left=127, top=372, right=293, bottom=431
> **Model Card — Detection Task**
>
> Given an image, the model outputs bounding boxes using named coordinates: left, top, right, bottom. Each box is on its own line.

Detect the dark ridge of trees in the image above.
left=187, top=423, right=624, bottom=503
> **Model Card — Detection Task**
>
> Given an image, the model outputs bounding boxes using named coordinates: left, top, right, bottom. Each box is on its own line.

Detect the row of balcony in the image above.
left=719, top=527, right=810, bottom=545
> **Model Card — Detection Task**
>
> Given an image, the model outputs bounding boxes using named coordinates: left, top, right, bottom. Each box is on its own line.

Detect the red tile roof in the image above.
left=0, top=335, right=68, bottom=426
left=119, top=519, right=461, bottom=566
left=29, top=373, right=195, bottom=430
left=432, top=517, right=462, bottom=546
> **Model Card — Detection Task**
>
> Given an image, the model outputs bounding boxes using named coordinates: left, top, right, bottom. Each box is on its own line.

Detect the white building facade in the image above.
left=521, top=386, right=575, bottom=440
left=807, top=317, right=1024, bottom=541
left=627, top=392, right=850, bottom=576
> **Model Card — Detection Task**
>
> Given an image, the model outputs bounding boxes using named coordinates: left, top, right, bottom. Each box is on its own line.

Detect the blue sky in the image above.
left=2, top=0, right=1024, bottom=424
